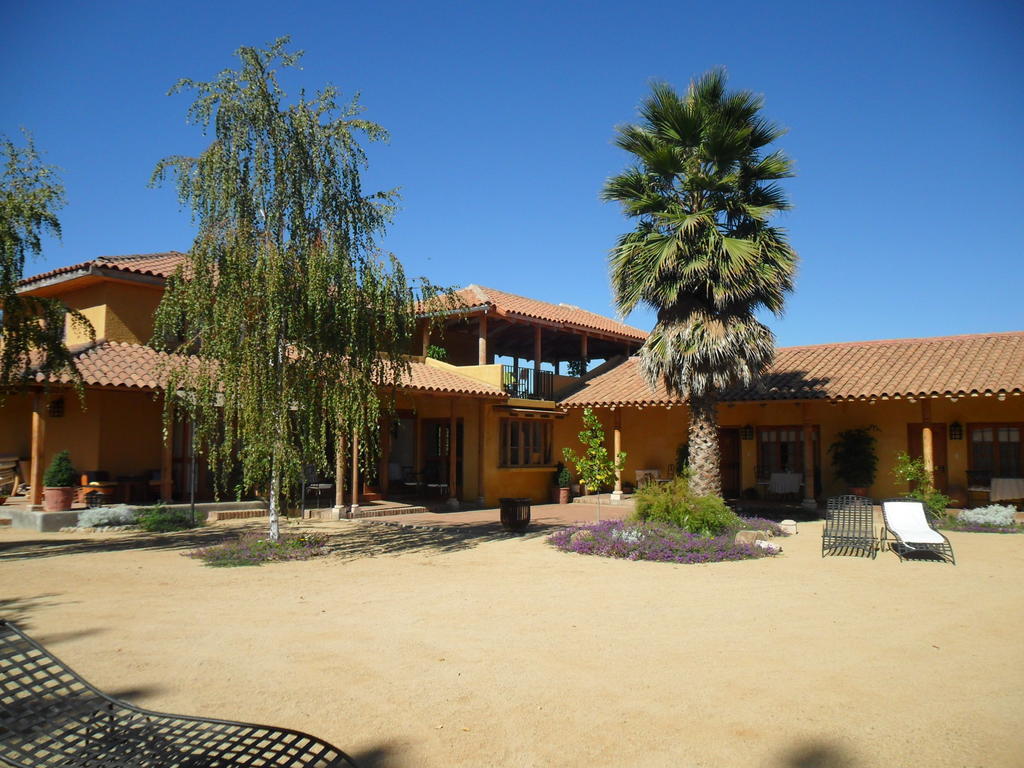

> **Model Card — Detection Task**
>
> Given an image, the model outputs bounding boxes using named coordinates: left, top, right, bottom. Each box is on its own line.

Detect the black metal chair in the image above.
left=0, top=620, right=355, bottom=767
left=822, top=495, right=877, bottom=558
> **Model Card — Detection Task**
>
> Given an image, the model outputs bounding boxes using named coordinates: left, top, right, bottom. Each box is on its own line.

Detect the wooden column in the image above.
left=420, top=323, right=430, bottom=356
left=334, top=430, right=346, bottom=509
left=921, top=399, right=934, bottom=481
left=580, top=333, right=588, bottom=371
left=414, top=414, right=423, bottom=478
left=379, top=420, right=391, bottom=497
left=448, top=399, right=458, bottom=503
left=476, top=400, right=485, bottom=505
left=478, top=314, right=488, bottom=365
left=160, top=419, right=173, bottom=501
left=612, top=409, right=623, bottom=495
left=533, top=326, right=542, bottom=383
left=801, top=403, right=815, bottom=507
left=350, top=429, right=360, bottom=512
left=30, top=392, right=45, bottom=506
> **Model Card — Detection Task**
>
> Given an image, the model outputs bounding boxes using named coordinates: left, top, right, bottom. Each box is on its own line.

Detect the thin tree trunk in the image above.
left=688, top=392, right=721, bottom=497
left=268, top=453, right=281, bottom=542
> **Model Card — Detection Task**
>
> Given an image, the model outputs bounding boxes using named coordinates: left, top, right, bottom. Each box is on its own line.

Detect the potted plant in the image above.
left=43, top=450, right=77, bottom=512
left=828, top=426, right=878, bottom=496
left=557, top=467, right=572, bottom=504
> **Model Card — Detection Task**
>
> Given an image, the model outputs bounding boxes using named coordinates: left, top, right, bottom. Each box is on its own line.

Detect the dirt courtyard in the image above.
left=1, top=510, right=1021, bottom=767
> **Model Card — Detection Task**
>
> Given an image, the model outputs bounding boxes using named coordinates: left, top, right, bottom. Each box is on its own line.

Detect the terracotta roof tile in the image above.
left=38, top=341, right=176, bottom=390
left=19, top=252, right=187, bottom=289
left=37, top=342, right=505, bottom=398
left=560, top=332, right=1024, bottom=407
left=425, top=285, right=647, bottom=342
left=400, top=360, right=504, bottom=397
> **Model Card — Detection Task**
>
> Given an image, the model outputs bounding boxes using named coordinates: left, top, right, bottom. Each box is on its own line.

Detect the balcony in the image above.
left=502, top=365, right=554, bottom=400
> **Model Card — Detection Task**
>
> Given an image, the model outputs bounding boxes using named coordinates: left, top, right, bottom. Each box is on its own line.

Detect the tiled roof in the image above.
left=559, top=332, right=1024, bottom=406
left=37, top=342, right=505, bottom=398
left=19, top=252, right=187, bottom=289
left=435, top=285, right=647, bottom=341
left=400, top=360, right=504, bottom=397
left=38, top=341, right=176, bottom=390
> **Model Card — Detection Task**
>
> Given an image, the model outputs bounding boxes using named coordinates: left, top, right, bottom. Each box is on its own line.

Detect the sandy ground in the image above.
left=1, top=509, right=1022, bottom=768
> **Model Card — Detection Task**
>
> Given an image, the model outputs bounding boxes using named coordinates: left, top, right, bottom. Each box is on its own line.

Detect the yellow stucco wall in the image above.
left=61, top=283, right=109, bottom=345
left=97, top=389, right=164, bottom=476
left=102, top=282, right=163, bottom=345
left=0, top=392, right=33, bottom=460
left=61, top=280, right=163, bottom=345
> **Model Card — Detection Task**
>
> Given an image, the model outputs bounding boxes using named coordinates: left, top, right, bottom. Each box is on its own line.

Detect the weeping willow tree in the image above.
left=1, top=132, right=92, bottom=400
left=152, top=37, right=437, bottom=540
left=603, top=71, right=797, bottom=497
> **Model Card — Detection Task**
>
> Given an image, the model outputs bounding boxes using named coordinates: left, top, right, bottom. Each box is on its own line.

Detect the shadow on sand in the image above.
left=0, top=518, right=563, bottom=564
left=326, top=520, right=563, bottom=561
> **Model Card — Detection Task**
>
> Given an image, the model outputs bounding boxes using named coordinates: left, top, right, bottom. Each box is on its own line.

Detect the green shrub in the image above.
left=891, top=452, right=951, bottom=519
left=43, top=450, right=76, bottom=487
left=136, top=504, right=202, bottom=532
left=631, top=475, right=742, bottom=536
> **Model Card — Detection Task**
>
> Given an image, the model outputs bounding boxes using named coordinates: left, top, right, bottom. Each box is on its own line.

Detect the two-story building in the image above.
left=2, top=251, right=1022, bottom=514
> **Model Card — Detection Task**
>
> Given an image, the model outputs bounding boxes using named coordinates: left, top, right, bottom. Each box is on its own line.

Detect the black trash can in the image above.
left=499, top=497, right=532, bottom=532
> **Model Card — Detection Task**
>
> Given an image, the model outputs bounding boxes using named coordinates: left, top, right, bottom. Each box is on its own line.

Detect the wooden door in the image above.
left=907, top=423, right=948, bottom=492
left=718, top=428, right=741, bottom=499
left=421, top=419, right=463, bottom=493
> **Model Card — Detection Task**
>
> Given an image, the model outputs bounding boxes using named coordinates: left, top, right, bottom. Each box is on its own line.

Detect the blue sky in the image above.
left=4, top=0, right=1022, bottom=347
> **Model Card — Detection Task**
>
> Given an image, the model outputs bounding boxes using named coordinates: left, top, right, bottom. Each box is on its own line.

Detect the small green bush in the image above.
left=43, top=450, right=76, bottom=487
left=631, top=476, right=742, bottom=536
left=136, top=504, right=202, bottom=533
left=891, top=452, right=951, bottom=518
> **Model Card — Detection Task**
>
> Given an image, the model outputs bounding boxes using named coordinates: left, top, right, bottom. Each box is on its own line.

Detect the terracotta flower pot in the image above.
left=558, top=487, right=570, bottom=504
left=43, top=487, right=75, bottom=512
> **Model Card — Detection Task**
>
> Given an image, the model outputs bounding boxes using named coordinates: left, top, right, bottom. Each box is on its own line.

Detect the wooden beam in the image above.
left=476, top=400, right=485, bottom=505
left=921, top=399, right=934, bottom=480
left=534, top=326, right=542, bottom=375
left=801, top=403, right=815, bottom=506
left=448, top=399, right=458, bottom=502
left=350, top=429, right=360, bottom=511
left=335, top=429, right=346, bottom=509
left=379, top=419, right=391, bottom=496
left=613, top=409, right=622, bottom=494
left=580, top=333, right=588, bottom=366
left=478, top=313, right=488, bottom=365
left=30, top=393, right=45, bottom=506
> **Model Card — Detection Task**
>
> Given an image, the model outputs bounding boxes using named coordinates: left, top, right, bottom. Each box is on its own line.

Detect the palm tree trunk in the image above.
left=688, top=392, right=721, bottom=497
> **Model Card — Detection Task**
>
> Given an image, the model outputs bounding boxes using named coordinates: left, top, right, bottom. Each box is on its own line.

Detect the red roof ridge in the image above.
left=463, top=284, right=647, bottom=338
left=776, top=330, right=1024, bottom=353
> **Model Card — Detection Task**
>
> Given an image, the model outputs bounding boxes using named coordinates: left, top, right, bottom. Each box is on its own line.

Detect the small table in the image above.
left=991, top=477, right=1024, bottom=502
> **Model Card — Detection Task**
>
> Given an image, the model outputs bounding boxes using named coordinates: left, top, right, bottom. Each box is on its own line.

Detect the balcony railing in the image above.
left=502, top=365, right=554, bottom=400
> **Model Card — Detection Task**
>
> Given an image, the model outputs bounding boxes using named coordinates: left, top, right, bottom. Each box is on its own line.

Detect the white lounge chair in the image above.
left=880, top=498, right=955, bottom=565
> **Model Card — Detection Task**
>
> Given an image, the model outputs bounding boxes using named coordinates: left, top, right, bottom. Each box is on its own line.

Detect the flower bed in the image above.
left=187, top=531, right=330, bottom=567
left=548, top=519, right=787, bottom=564
left=939, top=519, right=1022, bottom=534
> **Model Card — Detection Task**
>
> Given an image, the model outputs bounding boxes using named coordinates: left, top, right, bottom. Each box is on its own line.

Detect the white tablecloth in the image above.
left=991, top=477, right=1024, bottom=502
left=769, top=472, right=803, bottom=494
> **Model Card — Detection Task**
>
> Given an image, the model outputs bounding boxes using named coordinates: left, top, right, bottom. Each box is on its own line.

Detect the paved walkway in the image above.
left=359, top=501, right=629, bottom=530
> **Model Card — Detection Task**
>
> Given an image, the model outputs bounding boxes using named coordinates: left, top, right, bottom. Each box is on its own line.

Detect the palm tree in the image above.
left=602, top=70, right=797, bottom=497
